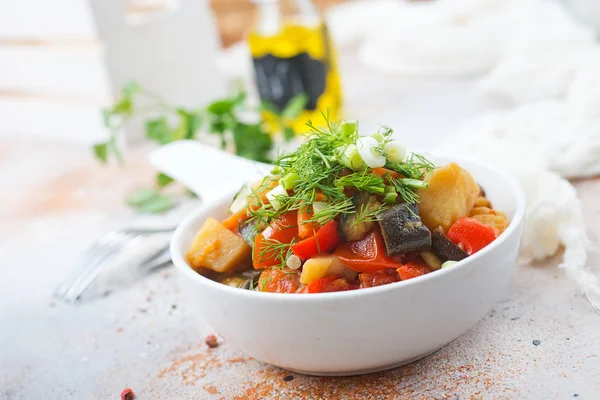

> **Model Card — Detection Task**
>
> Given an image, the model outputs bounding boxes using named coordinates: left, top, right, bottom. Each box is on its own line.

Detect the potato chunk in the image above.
left=300, top=255, right=357, bottom=284
left=418, top=163, right=480, bottom=233
left=472, top=213, right=509, bottom=236
left=186, top=217, right=251, bottom=273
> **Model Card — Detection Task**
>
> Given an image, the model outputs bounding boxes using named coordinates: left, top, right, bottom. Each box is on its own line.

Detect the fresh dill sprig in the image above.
left=243, top=114, right=437, bottom=272
left=387, top=175, right=429, bottom=204
left=386, top=152, right=435, bottom=180
left=256, top=238, right=296, bottom=268
left=354, top=200, right=389, bottom=225
left=335, top=172, right=386, bottom=195
left=308, top=198, right=355, bottom=225
left=259, top=275, right=271, bottom=291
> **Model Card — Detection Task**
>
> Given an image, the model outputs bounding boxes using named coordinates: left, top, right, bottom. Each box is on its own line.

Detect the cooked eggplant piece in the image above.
left=376, top=203, right=431, bottom=256
left=431, top=230, right=468, bottom=261
left=240, top=270, right=262, bottom=290
left=339, top=192, right=379, bottom=242
left=218, top=269, right=262, bottom=290
left=238, top=219, right=260, bottom=247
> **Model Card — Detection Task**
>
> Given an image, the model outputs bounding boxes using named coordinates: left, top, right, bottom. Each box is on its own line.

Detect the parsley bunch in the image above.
left=93, top=81, right=307, bottom=212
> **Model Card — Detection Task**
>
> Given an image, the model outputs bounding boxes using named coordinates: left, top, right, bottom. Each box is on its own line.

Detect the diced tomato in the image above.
left=291, top=220, right=341, bottom=261
left=253, top=211, right=299, bottom=269
left=258, top=269, right=299, bottom=293
left=306, top=275, right=358, bottom=293
left=396, top=258, right=431, bottom=280
left=447, top=217, right=497, bottom=255
left=334, top=228, right=404, bottom=273
left=297, top=205, right=320, bottom=239
left=358, top=269, right=400, bottom=288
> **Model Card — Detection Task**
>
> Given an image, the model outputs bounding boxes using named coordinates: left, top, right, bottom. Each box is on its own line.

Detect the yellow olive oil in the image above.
left=248, top=0, right=342, bottom=134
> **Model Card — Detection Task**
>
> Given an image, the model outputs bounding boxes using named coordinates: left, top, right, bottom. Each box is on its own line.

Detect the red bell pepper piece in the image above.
left=358, top=269, right=400, bottom=288
left=305, top=275, right=358, bottom=293
left=291, top=220, right=341, bottom=261
left=396, top=258, right=431, bottom=280
left=334, top=228, right=404, bottom=273
left=253, top=211, right=299, bottom=269
left=447, top=217, right=497, bottom=255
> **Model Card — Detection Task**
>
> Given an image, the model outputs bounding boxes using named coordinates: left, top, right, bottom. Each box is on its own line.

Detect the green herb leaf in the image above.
left=281, top=94, right=308, bottom=119
left=146, top=117, right=173, bottom=145
left=101, top=109, right=112, bottom=128
left=107, top=136, right=124, bottom=165
left=93, top=143, right=108, bottom=164
left=123, top=81, right=141, bottom=98
left=207, top=99, right=234, bottom=116
left=173, top=112, right=189, bottom=141
left=137, top=195, right=175, bottom=214
left=233, top=86, right=247, bottom=105
left=156, top=172, right=174, bottom=188
left=283, top=126, right=296, bottom=141
left=232, top=123, right=273, bottom=163
left=178, top=109, right=202, bottom=140
left=126, top=188, right=160, bottom=206
left=112, top=97, right=134, bottom=116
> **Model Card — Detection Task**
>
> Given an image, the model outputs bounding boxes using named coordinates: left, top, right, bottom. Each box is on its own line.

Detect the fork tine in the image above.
left=53, top=231, right=125, bottom=299
left=55, top=231, right=131, bottom=301
left=59, top=233, right=132, bottom=303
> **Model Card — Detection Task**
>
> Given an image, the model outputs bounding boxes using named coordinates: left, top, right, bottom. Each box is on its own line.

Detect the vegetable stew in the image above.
left=186, top=118, right=509, bottom=293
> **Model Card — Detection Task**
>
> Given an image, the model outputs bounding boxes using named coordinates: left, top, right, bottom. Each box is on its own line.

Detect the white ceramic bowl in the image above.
left=171, top=155, right=526, bottom=376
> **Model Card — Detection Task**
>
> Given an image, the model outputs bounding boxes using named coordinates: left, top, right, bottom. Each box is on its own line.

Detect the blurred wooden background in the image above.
left=210, top=0, right=347, bottom=47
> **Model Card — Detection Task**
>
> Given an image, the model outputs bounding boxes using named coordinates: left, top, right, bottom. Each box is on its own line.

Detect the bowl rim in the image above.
left=170, top=152, right=526, bottom=302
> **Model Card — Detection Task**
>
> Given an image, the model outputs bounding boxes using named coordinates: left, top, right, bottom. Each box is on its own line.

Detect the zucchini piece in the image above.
left=431, top=230, right=468, bottom=261
left=376, top=203, right=431, bottom=256
left=338, top=192, right=378, bottom=242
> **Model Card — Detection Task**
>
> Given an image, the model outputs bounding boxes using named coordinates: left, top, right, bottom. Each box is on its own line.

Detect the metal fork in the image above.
left=54, top=227, right=173, bottom=303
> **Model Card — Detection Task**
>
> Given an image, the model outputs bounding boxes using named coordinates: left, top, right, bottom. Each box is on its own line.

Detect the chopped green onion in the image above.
left=281, top=172, right=300, bottom=190
left=383, top=140, right=406, bottom=163
left=271, top=165, right=281, bottom=174
left=371, top=133, right=385, bottom=143
left=265, top=184, right=289, bottom=211
left=384, top=185, right=396, bottom=193
left=338, top=144, right=366, bottom=171
left=340, top=120, right=358, bottom=136
left=356, top=136, right=386, bottom=168
left=400, top=178, right=428, bottom=189
left=229, top=184, right=252, bottom=213
left=383, top=191, right=398, bottom=204
left=441, top=260, right=458, bottom=269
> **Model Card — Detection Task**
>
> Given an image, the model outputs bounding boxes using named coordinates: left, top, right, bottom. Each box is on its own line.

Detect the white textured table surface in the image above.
left=2, top=137, right=600, bottom=400
left=2, top=64, right=600, bottom=398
